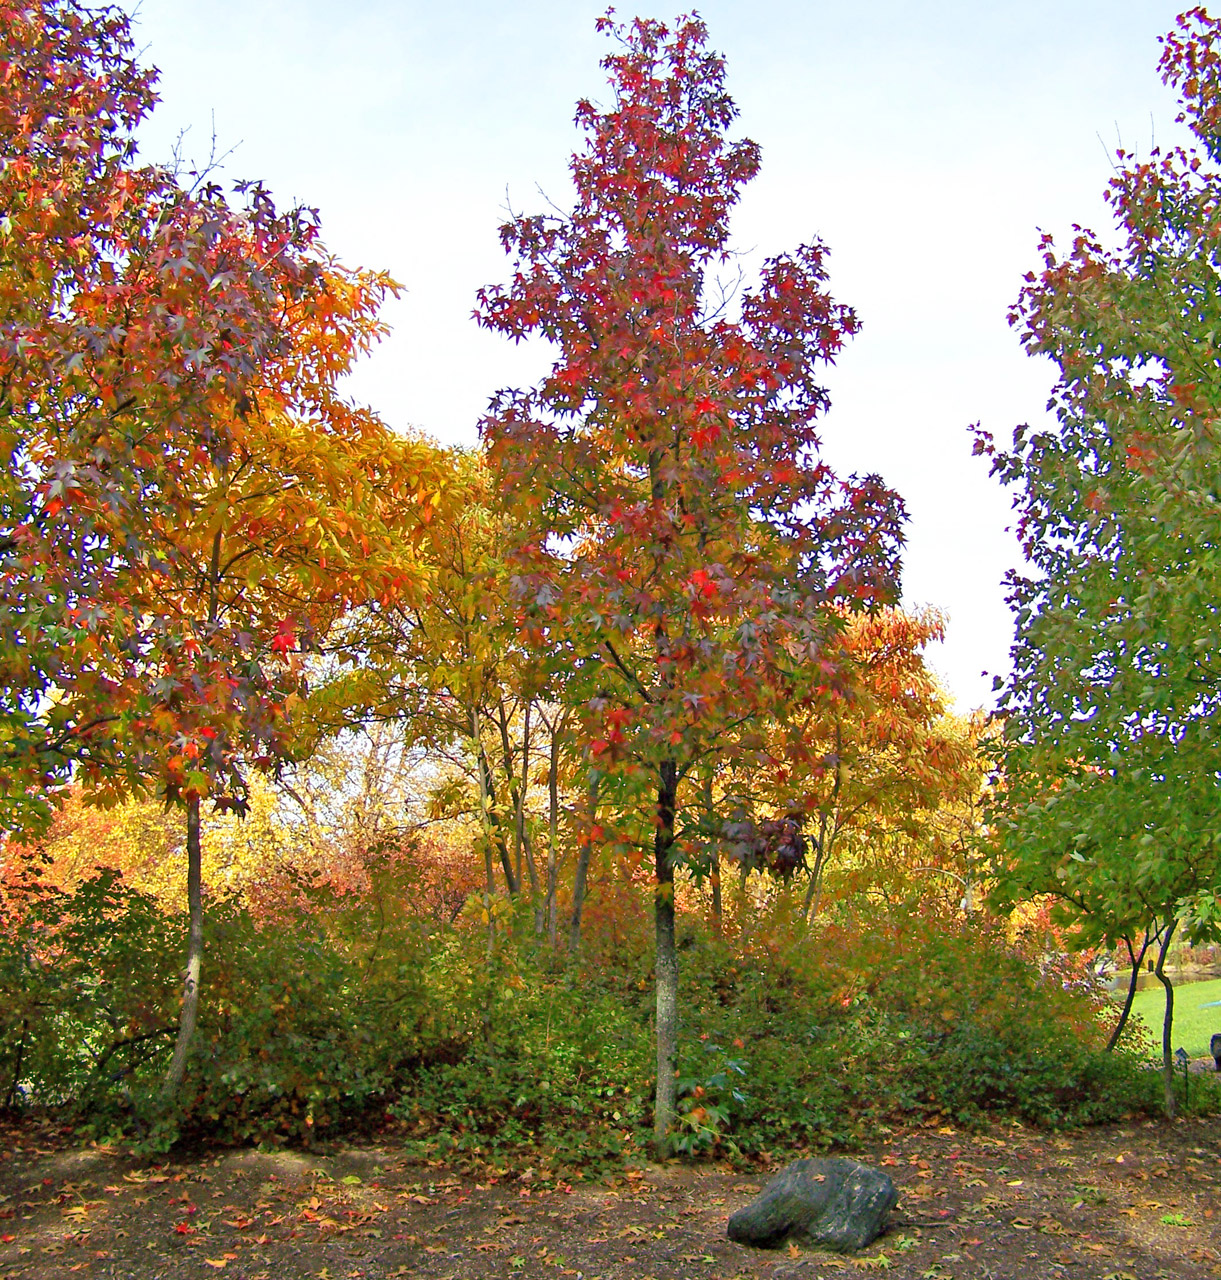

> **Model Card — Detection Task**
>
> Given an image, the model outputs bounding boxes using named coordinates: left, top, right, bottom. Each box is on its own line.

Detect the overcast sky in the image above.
left=129, top=0, right=1189, bottom=711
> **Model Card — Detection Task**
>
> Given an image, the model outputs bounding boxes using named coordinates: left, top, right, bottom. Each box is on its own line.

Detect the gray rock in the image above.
left=727, top=1157, right=898, bottom=1252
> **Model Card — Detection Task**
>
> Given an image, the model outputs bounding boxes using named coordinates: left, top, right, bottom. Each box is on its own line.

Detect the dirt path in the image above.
left=1, top=1115, right=1218, bottom=1280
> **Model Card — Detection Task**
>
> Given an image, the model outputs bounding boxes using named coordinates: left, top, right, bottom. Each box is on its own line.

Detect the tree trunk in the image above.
left=568, top=841, right=591, bottom=955
left=653, top=758, right=679, bottom=1155
left=568, top=769, right=597, bottom=955
left=472, top=710, right=517, bottom=897
left=471, top=708, right=499, bottom=960
left=1106, top=930, right=1152, bottom=1052
left=1153, top=919, right=1179, bottom=1117
left=701, top=767, right=721, bottom=930
left=546, top=720, right=562, bottom=948
left=802, top=808, right=833, bottom=924
left=5, top=1018, right=28, bottom=1110
left=804, top=743, right=842, bottom=926
left=496, top=697, right=535, bottom=906
left=161, top=794, right=203, bottom=1104
left=516, top=701, right=544, bottom=936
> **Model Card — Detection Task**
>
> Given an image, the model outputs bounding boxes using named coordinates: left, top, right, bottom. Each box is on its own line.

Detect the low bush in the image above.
left=0, top=865, right=1201, bottom=1166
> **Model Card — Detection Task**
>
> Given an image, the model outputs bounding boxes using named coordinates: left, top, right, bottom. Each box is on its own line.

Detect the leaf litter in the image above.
left=0, top=1115, right=1218, bottom=1278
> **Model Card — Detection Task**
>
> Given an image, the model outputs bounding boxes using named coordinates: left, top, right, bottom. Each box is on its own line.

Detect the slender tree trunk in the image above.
left=482, top=838, right=496, bottom=959
left=471, top=709, right=499, bottom=960
left=568, top=842, right=591, bottom=954
left=1106, top=929, right=1153, bottom=1052
left=546, top=720, right=562, bottom=948
left=804, top=739, right=842, bottom=926
left=515, top=702, right=544, bottom=936
left=496, top=698, right=535, bottom=904
left=653, top=758, right=679, bottom=1155
left=568, top=769, right=597, bottom=955
left=701, top=767, right=721, bottom=930
left=161, top=794, right=203, bottom=1104
left=1153, top=919, right=1179, bottom=1117
left=5, top=1018, right=28, bottom=1110
left=802, top=809, right=833, bottom=924
left=472, top=710, right=517, bottom=897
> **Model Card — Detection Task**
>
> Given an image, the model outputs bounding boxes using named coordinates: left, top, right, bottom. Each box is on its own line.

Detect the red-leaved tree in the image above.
left=0, top=0, right=449, bottom=1105
left=477, top=11, right=905, bottom=1149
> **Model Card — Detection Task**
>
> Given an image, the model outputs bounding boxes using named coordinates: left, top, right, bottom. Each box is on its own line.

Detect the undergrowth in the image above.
left=1, top=863, right=1210, bottom=1174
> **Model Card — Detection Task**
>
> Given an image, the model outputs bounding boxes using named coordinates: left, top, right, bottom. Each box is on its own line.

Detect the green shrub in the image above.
left=1, top=866, right=1199, bottom=1166
left=0, top=869, right=181, bottom=1115
left=392, top=972, right=652, bottom=1173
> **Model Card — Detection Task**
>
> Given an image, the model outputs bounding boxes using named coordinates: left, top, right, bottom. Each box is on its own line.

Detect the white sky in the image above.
left=129, top=0, right=1189, bottom=711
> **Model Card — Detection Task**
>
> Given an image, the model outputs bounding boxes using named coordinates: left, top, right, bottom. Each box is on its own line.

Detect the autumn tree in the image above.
left=1, top=0, right=448, bottom=1101
left=321, top=453, right=540, bottom=937
left=477, top=12, right=904, bottom=1148
left=0, top=0, right=164, bottom=832
left=980, top=5, right=1221, bottom=1113
left=784, top=607, right=977, bottom=922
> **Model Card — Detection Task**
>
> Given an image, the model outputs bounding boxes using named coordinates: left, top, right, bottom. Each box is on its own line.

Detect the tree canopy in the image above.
left=981, top=4, right=1221, bottom=1112
left=477, top=11, right=905, bottom=1147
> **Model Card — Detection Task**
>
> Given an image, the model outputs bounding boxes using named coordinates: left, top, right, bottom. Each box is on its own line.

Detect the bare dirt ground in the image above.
left=1, top=1114, right=1218, bottom=1280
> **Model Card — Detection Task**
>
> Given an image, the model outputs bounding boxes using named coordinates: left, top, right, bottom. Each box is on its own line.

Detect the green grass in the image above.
left=1130, top=976, right=1221, bottom=1058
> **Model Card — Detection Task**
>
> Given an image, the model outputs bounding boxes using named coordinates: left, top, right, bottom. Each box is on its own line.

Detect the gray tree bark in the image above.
left=653, top=758, right=679, bottom=1154
left=160, top=794, right=203, bottom=1104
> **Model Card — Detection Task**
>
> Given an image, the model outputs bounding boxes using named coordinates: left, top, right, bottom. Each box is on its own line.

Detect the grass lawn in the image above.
left=1130, top=974, right=1221, bottom=1057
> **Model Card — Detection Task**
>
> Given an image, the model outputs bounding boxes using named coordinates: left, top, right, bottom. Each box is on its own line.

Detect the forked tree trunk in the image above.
left=1106, top=929, right=1153, bottom=1053
left=161, top=794, right=203, bottom=1104
left=803, top=737, right=842, bottom=926
left=653, top=758, right=679, bottom=1155
left=472, top=708, right=517, bottom=900
left=1153, top=919, right=1179, bottom=1117
left=802, top=808, right=832, bottom=924
left=497, top=697, right=536, bottom=907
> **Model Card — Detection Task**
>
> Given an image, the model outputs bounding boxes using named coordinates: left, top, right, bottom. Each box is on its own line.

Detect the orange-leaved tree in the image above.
left=0, top=0, right=450, bottom=1102
left=477, top=12, right=905, bottom=1149
left=67, top=248, right=449, bottom=1101
left=781, top=606, right=978, bottom=921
